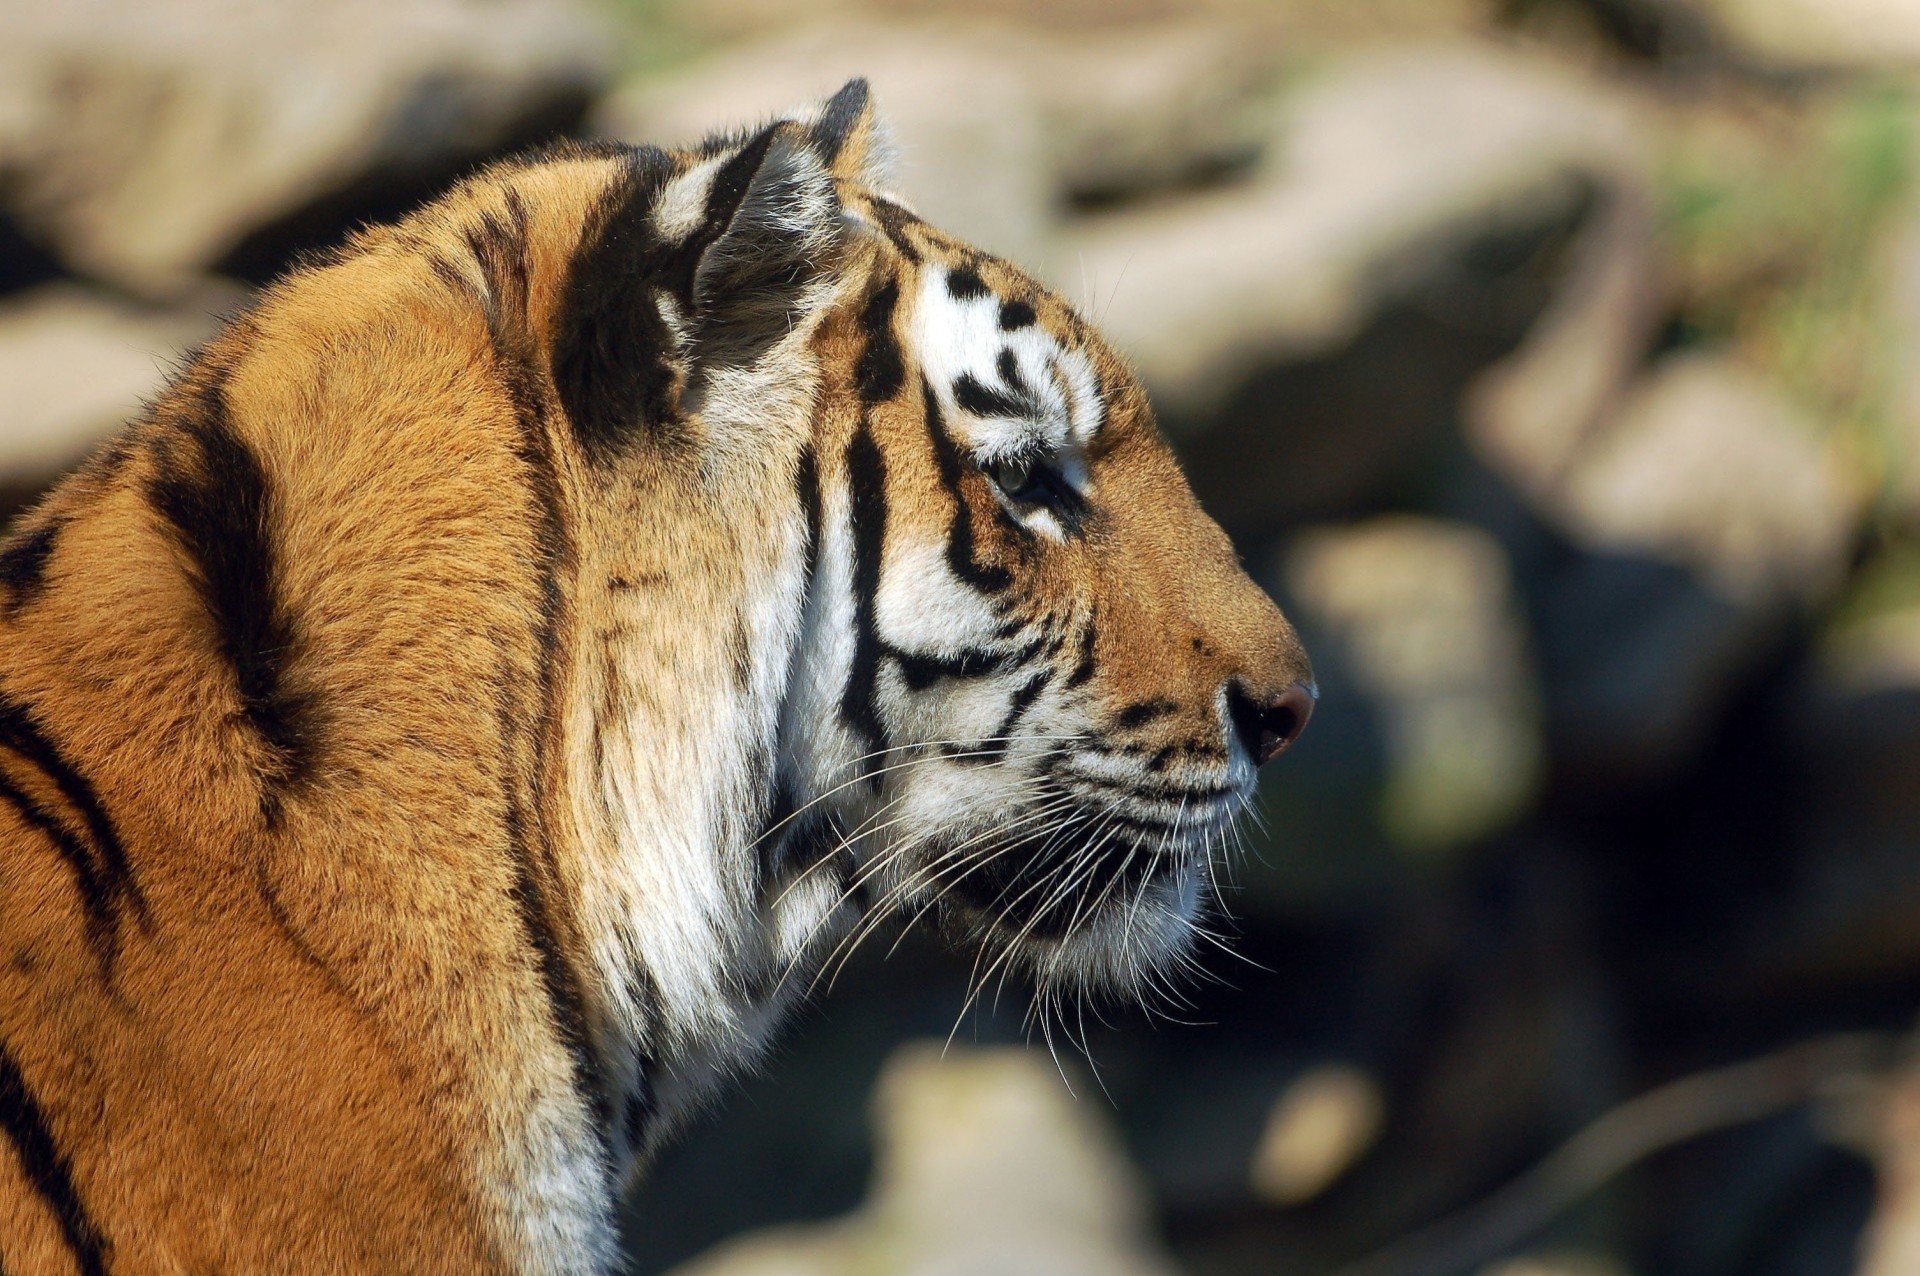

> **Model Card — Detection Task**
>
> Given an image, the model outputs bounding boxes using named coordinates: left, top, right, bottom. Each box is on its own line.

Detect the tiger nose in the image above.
left=1230, top=682, right=1317, bottom=767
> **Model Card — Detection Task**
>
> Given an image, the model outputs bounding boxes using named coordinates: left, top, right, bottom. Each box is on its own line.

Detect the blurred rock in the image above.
left=1031, top=26, right=1277, bottom=207
left=668, top=1043, right=1179, bottom=1276
left=1529, top=354, right=1861, bottom=784
left=1480, top=1255, right=1632, bottom=1276
left=0, top=284, right=232, bottom=521
left=0, top=0, right=609, bottom=295
left=594, top=21, right=1282, bottom=271
left=1559, top=355, right=1855, bottom=607
left=1692, top=0, right=1920, bottom=71
left=1065, top=42, right=1648, bottom=428
left=1884, top=187, right=1920, bottom=523
left=1465, top=180, right=1666, bottom=502
left=656, top=0, right=1496, bottom=43
left=1249, top=1063, right=1386, bottom=1206
left=1283, top=517, right=1544, bottom=853
left=1760, top=559, right=1920, bottom=984
left=1857, top=1056, right=1920, bottom=1276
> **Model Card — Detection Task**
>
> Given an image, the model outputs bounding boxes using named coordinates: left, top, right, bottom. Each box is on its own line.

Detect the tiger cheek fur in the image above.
left=0, top=80, right=1309, bottom=1275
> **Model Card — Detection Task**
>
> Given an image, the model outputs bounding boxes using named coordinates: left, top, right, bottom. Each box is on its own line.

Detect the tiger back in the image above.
left=0, top=81, right=1313, bottom=1274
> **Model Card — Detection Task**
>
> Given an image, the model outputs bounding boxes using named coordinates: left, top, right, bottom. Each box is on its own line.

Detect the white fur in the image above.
left=911, top=267, right=1106, bottom=541
left=653, top=153, right=724, bottom=242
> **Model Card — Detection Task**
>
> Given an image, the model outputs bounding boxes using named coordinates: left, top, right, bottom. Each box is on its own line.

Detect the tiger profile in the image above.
left=0, top=81, right=1313, bottom=1273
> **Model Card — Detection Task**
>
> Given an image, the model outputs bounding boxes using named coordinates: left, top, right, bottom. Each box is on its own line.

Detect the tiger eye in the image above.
left=988, top=454, right=1036, bottom=499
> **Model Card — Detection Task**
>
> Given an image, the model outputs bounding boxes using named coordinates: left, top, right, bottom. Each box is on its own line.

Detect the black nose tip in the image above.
left=1231, top=682, right=1316, bottom=767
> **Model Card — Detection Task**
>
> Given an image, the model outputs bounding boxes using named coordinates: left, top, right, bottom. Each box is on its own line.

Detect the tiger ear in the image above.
left=803, top=78, right=896, bottom=189
left=654, top=119, right=843, bottom=372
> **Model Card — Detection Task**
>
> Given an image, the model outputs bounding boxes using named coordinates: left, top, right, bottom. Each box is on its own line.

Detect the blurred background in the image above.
left=5, top=0, right=1920, bottom=1272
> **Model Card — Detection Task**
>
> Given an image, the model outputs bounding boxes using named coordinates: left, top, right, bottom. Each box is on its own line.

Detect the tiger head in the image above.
left=590, top=81, right=1314, bottom=1012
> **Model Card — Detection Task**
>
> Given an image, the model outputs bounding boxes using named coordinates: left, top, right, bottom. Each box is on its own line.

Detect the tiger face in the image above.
left=740, top=89, right=1317, bottom=1008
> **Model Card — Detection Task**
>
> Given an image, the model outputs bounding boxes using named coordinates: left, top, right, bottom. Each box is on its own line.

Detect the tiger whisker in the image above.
left=765, top=745, right=1082, bottom=909
left=809, top=792, right=1080, bottom=994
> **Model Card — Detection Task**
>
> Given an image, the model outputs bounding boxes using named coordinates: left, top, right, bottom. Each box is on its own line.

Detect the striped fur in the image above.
left=0, top=81, right=1311, bottom=1274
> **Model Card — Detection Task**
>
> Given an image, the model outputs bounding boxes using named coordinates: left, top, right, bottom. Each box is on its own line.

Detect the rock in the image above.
left=667, top=1043, right=1180, bottom=1276
left=659, top=0, right=1499, bottom=49
left=0, top=284, right=233, bottom=521
left=1528, top=354, right=1862, bottom=784
left=1061, top=42, right=1649, bottom=429
left=1693, top=0, right=1920, bottom=71
left=1024, top=25, right=1280, bottom=207
left=1248, top=1063, right=1386, bottom=1206
left=1479, top=1255, right=1633, bottom=1276
left=593, top=21, right=1283, bottom=273
left=1883, top=184, right=1920, bottom=523
left=1756, top=553, right=1920, bottom=984
left=1856, top=1057, right=1920, bottom=1276
left=1464, top=180, right=1667, bottom=503
left=1280, top=517, right=1545, bottom=854
left=1558, top=355, right=1856, bottom=608
left=0, top=0, right=609, bottom=295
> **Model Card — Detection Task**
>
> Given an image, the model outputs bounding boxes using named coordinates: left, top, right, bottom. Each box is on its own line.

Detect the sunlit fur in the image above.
left=0, top=82, right=1309, bottom=1273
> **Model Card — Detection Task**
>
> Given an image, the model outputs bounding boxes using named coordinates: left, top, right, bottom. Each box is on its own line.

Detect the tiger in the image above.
left=0, top=80, right=1314, bottom=1273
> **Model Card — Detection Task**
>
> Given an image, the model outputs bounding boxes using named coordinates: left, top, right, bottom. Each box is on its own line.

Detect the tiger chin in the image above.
left=0, top=82, right=1312, bottom=1274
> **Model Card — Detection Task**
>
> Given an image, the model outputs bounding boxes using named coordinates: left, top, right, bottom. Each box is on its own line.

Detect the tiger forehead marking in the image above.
left=0, top=79, right=1311, bottom=1274
left=914, top=258, right=1108, bottom=457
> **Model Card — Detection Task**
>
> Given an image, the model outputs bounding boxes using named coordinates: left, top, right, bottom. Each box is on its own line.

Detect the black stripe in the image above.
left=254, top=860, right=357, bottom=1006
left=866, top=199, right=923, bottom=263
left=426, top=251, right=467, bottom=294
left=503, top=798, right=608, bottom=1137
left=1115, top=698, right=1178, bottom=729
left=892, top=648, right=1003, bottom=692
left=921, top=381, right=1012, bottom=593
left=795, top=444, right=823, bottom=599
left=1065, top=618, right=1097, bottom=689
left=464, top=189, right=534, bottom=332
left=0, top=694, right=147, bottom=933
left=998, top=299, right=1036, bottom=330
left=550, top=147, right=679, bottom=458
left=758, top=447, right=825, bottom=887
left=891, top=629, right=1048, bottom=693
left=854, top=278, right=905, bottom=405
left=0, top=521, right=60, bottom=616
left=994, top=349, right=1031, bottom=397
left=620, top=967, right=664, bottom=1155
left=945, top=266, right=989, bottom=300
left=982, top=670, right=1052, bottom=758
left=0, top=773, right=115, bottom=972
left=0, top=1039, right=108, bottom=1276
left=474, top=193, right=549, bottom=477
left=952, top=373, right=1031, bottom=422
left=839, top=427, right=890, bottom=764
left=146, top=375, right=315, bottom=807
left=500, top=340, right=614, bottom=1151
left=621, top=1060, right=655, bottom=1155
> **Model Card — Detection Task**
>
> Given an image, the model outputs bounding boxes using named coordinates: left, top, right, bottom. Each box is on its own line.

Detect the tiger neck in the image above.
left=561, top=412, right=863, bottom=1168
